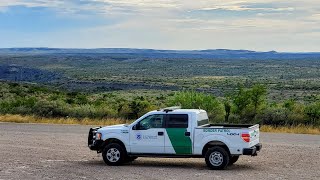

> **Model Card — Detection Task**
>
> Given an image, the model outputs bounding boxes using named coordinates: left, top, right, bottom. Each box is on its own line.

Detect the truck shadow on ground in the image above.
left=81, top=159, right=257, bottom=171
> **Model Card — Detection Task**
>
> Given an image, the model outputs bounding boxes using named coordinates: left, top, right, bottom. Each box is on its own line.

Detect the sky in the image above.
left=0, top=0, right=319, bottom=52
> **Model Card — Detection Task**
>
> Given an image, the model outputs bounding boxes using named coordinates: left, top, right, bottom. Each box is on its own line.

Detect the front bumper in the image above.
left=243, top=143, right=262, bottom=156
left=88, top=127, right=103, bottom=151
left=89, top=140, right=103, bottom=150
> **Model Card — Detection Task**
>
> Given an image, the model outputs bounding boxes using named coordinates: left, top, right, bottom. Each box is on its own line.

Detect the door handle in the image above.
left=158, top=132, right=164, bottom=136
left=185, top=132, right=190, bottom=136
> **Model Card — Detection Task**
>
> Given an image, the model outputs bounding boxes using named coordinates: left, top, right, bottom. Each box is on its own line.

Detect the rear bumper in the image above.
left=243, top=143, right=262, bottom=156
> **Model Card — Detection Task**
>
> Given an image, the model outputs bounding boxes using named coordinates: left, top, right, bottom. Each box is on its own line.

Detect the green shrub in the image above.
left=0, top=81, right=319, bottom=127
left=33, top=100, right=67, bottom=117
left=168, top=91, right=225, bottom=122
left=128, top=99, right=151, bottom=119
left=231, top=84, right=267, bottom=123
left=256, top=107, right=288, bottom=126
left=305, top=102, right=320, bottom=125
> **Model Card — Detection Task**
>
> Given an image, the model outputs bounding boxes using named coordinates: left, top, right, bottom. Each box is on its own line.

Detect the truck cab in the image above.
left=88, top=107, right=262, bottom=170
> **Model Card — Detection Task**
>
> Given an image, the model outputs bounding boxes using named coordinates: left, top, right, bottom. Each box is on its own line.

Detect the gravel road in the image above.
left=0, top=123, right=319, bottom=180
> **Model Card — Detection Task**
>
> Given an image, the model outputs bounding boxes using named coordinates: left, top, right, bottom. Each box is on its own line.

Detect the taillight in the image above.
left=241, top=133, right=250, bottom=143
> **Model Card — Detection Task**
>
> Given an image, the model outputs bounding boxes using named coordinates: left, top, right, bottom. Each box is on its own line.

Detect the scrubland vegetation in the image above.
left=0, top=53, right=319, bottom=134
left=1, top=55, right=320, bottom=102
left=0, top=82, right=319, bottom=131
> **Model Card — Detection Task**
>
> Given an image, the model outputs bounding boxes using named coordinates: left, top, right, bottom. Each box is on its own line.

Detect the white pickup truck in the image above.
left=88, top=107, right=262, bottom=169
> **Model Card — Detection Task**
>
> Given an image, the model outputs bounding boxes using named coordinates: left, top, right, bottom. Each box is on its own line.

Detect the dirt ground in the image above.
left=0, top=123, right=319, bottom=180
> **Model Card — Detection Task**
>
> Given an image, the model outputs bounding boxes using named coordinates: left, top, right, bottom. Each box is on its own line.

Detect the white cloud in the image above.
left=0, top=0, right=319, bottom=51
left=307, top=13, right=320, bottom=21
left=199, top=6, right=295, bottom=12
left=0, top=6, right=8, bottom=13
left=0, top=0, right=63, bottom=8
left=0, top=0, right=316, bottom=18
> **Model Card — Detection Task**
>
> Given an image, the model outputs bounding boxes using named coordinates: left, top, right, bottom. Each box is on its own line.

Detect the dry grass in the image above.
left=0, top=114, right=319, bottom=135
left=261, top=125, right=320, bottom=135
left=0, top=114, right=132, bottom=126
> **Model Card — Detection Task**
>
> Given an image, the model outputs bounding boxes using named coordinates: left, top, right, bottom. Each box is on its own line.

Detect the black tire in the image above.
left=102, top=143, right=126, bottom=166
left=205, top=146, right=230, bottom=170
left=228, top=156, right=240, bottom=166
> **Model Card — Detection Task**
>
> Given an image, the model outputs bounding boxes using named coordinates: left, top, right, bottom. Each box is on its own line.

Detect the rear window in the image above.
left=167, top=114, right=188, bottom=128
left=197, top=112, right=209, bottom=126
left=198, top=119, right=209, bottom=126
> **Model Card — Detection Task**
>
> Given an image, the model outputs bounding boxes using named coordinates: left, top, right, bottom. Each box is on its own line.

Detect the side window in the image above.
left=136, top=114, right=164, bottom=130
left=167, top=114, right=188, bottom=128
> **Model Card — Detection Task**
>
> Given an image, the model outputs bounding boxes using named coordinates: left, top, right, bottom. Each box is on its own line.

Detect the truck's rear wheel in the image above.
left=102, top=143, right=125, bottom=166
left=228, top=156, right=240, bottom=166
left=205, top=146, right=230, bottom=170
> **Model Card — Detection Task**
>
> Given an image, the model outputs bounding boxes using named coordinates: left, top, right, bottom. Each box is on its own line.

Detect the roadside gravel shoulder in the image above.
left=0, top=123, right=319, bottom=180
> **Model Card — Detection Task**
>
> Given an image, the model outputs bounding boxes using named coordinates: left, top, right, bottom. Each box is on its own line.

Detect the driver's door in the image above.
left=130, top=114, right=165, bottom=154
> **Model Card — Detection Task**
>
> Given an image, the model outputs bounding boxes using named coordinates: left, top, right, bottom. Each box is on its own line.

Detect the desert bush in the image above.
left=0, top=81, right=319, bottom=127
left=33, top=100, right=67, bottom=117
left=168, top=91, right=225, bottom=122
left=256, top=106, right=288, bottom=126
left=128, top=98, right=152, bottom=119
left=305, top=102, right=320, bottom=126
left=257, top=101, right=307, bottom=126
left=230, top=84, right=267, bottom=123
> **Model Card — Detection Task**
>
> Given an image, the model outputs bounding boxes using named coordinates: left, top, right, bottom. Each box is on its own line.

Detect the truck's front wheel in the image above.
left=102, top=143, right=126, bottom=166
left=205, top=146, right=230, bottom=170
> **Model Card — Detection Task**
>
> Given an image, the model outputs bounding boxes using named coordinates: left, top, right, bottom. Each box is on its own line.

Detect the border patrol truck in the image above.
left=88, top=107, right=262, bottom=170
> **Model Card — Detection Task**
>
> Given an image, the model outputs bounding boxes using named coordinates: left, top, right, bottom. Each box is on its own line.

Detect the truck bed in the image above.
left=199, top=124, right=257, bottom=129
left=194, top=123, right=260, bottom=155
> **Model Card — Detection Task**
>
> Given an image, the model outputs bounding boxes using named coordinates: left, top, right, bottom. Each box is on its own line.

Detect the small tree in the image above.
left=129, top=99, right=151, bottom=119
left=283, top=99, right=296, bottom=111
left=169, top=91, right=224, bottom=122
left=233, top=87, right=252, bottom=116
left=250, top=84, right=267, bottom=118
left=232, top=84, right=267, bottom=123
left=305, top=102, right=320, bottom=125
left=224, top=99, right=232, bottom=123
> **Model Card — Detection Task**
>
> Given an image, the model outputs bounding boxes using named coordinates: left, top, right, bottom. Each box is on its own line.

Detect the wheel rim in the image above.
left=209, top=151, right=223, bottom=166
left=106, top=148, right=120, bottom=162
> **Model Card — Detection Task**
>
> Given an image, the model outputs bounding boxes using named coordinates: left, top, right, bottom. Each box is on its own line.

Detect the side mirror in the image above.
left=132, top=124, right=139, bottom=130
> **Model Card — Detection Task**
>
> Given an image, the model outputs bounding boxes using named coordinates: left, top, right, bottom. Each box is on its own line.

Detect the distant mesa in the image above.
left=0, top=48, right=319, bottom=60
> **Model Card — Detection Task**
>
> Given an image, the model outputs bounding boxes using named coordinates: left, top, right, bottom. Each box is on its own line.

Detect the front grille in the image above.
left=88, top=127, right=101, bottom=147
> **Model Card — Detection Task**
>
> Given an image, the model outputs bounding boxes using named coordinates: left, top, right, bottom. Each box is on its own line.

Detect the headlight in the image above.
left=96, top=132, right=102, bottom=140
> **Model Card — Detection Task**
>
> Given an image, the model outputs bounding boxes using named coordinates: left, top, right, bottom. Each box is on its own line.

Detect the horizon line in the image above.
left=1, top=47, right=320, bottom=53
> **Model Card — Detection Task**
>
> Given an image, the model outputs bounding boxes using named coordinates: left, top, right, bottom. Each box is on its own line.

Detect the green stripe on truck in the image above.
left=166, top=128, right=192, bottom=154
